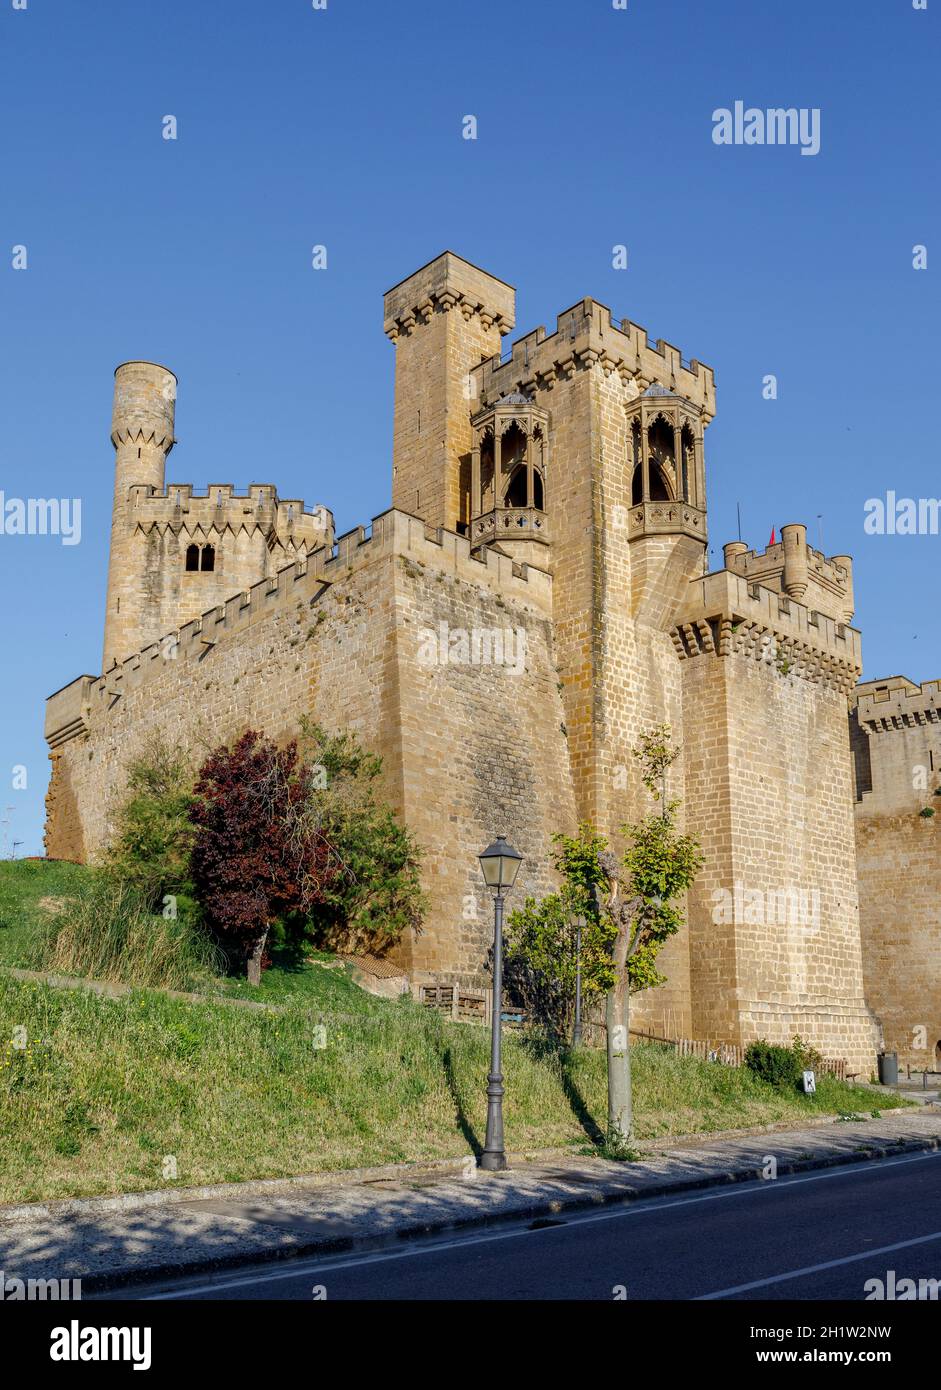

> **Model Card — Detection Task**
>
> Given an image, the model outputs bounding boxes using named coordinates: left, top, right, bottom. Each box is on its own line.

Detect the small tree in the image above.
left=602, top=725, right=704, bottom=1151
left=505, top=826, right=616, bottom=1039
left=189, top=731, right=332, bottom=982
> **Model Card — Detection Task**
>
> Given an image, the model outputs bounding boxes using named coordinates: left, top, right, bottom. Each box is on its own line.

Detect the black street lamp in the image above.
left=477, top=835, right=523, bottom=1171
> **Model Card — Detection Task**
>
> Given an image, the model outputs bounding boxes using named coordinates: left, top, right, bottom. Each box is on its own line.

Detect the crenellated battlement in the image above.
left=124, top=483, right=334, bottom=547
left=670, top=567, right=862, bottom=695
left=45, top=508, right=553, bottom=750
left=723, top=525, right=854, bottom=626
left=383, top=251, right=516, bottom=340
left=471, top=297, right=716, bottom=422
left=853, top=675, right=941, bottom=729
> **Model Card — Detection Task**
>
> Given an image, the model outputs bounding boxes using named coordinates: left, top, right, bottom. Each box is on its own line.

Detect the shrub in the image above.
left=103, top=737, right=198, bottom=918
left=295, top=720, right=425, bottom=954
left=792, top=1032, right=824, bottom=1076
left=744, top=1039, right=801, bottom=1091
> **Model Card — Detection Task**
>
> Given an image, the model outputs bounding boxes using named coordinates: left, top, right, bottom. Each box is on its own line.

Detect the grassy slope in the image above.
left=0, top=972, right=905, bottom=1205
left=0, top=860, right=383, bottom=1010
left=0, top=862, right=907, bottom=1205
left=0, top=860, right=89, bottom=970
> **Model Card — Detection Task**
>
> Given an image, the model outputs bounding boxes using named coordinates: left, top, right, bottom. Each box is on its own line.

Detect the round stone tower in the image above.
left=103, top=361, right=177, bottom=669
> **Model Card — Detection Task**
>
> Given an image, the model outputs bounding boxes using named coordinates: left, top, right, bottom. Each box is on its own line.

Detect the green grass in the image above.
left=0, top=862, right=911, bottom=1205
left=205, top=946, right=383, bottom=1011
left=0, top=861, right=374, bottom=1010
left=0, top=860, right=90, bottom=969
left=0, top=972, right=909, bottom=1205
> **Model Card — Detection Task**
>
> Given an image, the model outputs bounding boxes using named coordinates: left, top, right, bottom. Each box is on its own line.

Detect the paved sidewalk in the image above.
left=2, top=1109, right=939, bottom=1293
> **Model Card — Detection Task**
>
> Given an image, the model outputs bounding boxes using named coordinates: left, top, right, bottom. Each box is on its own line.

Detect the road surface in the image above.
left=112, top=1149, right=941, bottom=1301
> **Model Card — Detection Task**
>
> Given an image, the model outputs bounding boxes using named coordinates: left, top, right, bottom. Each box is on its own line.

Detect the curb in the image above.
left=79, top=1128, right=941, bottom=1296
left=0, top=1108, right=898, bottom=1226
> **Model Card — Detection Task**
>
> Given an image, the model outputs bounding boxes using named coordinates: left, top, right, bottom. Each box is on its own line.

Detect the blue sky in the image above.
left=1, top=0, right=937, bottom=855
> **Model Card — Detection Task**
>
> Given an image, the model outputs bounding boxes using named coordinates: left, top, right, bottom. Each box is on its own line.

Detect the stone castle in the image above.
left=44, top=252, right=940, bottom=1076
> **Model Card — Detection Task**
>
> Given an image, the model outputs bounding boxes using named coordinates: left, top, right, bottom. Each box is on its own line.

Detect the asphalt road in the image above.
left=116, top=1149, right=941, bottom=1302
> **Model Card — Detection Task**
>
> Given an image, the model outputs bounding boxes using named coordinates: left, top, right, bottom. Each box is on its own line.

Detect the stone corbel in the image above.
left=695, top=619, right=715, bottom=654
left=682, top=623, right=700, bottom=655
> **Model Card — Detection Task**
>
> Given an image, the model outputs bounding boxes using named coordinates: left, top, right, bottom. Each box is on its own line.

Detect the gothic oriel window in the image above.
left=625, top=387, right=706, bottom=517
left=468, top=393, right=551, bottom=556
left=647, top=416, right=676, bottom=499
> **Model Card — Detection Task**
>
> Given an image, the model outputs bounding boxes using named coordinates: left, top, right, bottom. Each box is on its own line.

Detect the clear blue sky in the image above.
left=1, top=0, right=938, bottom=855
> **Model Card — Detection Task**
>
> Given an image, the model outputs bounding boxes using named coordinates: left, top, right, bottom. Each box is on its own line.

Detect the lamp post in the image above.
left=477, top=835, right=523, bottom=1172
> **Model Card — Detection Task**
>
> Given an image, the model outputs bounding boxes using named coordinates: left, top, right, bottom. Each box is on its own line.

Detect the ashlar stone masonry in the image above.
left=45, top=251, right=936, bottom=1076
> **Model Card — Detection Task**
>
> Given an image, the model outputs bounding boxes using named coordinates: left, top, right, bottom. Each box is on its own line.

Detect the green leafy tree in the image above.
left=296, top=719, right=425, bottom=953
left=104, top=737, right=199, bottom=921
left=602, top=724, right=704, bottom=1152
left=505, top=826, right=616, bottom=1038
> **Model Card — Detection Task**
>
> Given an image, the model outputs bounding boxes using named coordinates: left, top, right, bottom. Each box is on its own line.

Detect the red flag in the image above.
left=769, top=526, right=776, bottom=546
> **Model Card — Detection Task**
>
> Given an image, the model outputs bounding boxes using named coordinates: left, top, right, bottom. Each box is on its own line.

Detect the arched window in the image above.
left=478, top=430, right=495, bottom=513
left=681, top=423, right=695, bottom=503
left=200, top=544, right=215, bottom=572
left=632, top=462, right=672, bottom=504
left=504, top=464, right=545, bottom=510
left=500, top=422, right=526, bottom=478
left=505, top=466, right=527, bottom=508
left=642, top=417, right=676, bottom=501
left=185, top=544, right=200, bottom=572
left=649, top=466, right=672, bottom=501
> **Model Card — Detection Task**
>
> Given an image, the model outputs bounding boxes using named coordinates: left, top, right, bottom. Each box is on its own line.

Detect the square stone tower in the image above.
left=384, top=252, right=515, bottom=533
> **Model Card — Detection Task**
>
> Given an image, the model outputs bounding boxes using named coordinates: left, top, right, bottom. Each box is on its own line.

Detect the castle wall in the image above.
left=723, top=531, right=855, bottom=626
left=391, top=536, right=577, bottom=984
left=466, top=334, right=708, bottom=1033
left=115, top=487, right=333, bottom=659
left=852, top=679, right=941, bottom=1069
left=45, top=511, right=575, bottom=986
left=675, top=577, right=877, bottom=1074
